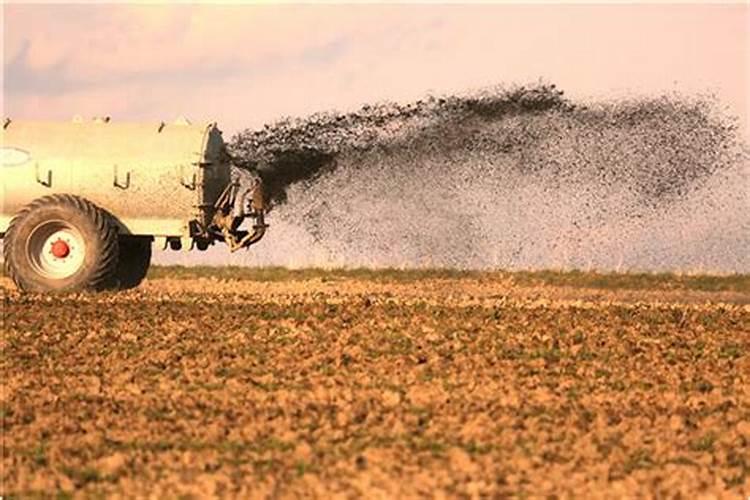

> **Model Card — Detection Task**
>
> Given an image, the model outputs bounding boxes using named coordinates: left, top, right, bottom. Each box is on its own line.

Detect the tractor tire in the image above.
left=4, top=194, right=119, bottom=292
left=115, top=236, right=152, bottom=289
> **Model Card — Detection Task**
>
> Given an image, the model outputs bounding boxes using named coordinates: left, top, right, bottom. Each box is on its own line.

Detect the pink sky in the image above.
left=3, top=3, right=749, bottom=137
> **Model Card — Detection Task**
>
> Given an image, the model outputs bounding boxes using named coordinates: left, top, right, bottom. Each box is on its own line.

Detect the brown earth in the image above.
left=1, top=271, right=749, bottom=498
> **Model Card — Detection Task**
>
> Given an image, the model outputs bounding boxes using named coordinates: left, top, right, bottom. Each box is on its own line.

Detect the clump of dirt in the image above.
left=222, top=84, right=748, bottom=273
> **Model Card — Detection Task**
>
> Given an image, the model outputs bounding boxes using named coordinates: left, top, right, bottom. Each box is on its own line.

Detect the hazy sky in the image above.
left=3, top=3, right=748, bottom=137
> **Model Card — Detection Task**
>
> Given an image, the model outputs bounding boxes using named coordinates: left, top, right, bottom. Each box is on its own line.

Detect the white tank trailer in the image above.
left=0, top=117, right=267, bottom=292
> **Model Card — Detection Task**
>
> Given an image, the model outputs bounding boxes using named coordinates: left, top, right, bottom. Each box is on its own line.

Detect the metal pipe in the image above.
left=229, top=211, right=267, bottom=252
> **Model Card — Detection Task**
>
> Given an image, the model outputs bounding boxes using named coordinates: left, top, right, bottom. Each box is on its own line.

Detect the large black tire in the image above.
left=115, top=236, right=152, bottom=289
left=4, top=195, right=119, bottom=292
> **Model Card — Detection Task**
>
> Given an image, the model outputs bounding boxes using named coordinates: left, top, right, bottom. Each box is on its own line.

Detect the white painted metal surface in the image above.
left=0, top=118, right=231, bottom=237
left=25, top=219, right=86, bottom=279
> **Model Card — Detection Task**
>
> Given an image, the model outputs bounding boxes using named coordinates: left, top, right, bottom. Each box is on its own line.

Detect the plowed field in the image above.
left=2, top=268, right=749, bottom=498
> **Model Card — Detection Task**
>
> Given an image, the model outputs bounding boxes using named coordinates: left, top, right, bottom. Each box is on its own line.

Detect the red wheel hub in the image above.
left=50, top=239, right=70, bottom=258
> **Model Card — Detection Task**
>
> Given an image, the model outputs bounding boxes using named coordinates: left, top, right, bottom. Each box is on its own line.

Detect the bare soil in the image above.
left=2, top=270, right=749, bottom=498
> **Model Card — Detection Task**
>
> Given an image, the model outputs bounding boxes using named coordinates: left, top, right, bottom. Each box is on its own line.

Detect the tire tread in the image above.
left=4, top=194, right=119, bottom=292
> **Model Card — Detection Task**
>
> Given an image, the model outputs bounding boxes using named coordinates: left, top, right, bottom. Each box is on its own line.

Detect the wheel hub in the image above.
left=50, top=239, right=71, bottom=258
left=26, top=221, right=86, bottom=280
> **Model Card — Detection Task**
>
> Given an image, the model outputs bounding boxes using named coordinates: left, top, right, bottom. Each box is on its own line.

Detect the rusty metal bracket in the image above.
left=180, top=166, right=197, bottom=190
left=210, top=178, right=267, bottom=252
left=113, top=165, right=131, bottom=189
left=35, top=164, right=52, bottom=187
left=181, top=173, right=197, bottom=190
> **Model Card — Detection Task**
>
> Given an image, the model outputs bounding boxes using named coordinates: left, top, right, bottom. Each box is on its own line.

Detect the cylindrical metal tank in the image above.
left=1, top=118, right=231, bottom=237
